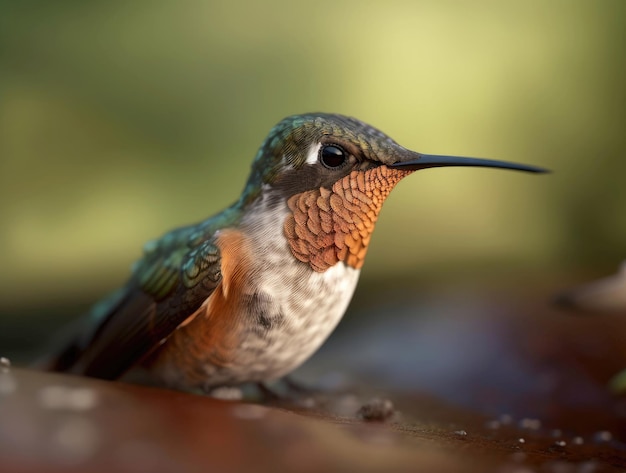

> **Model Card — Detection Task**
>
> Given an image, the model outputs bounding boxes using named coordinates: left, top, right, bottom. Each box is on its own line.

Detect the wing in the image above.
left=48, top=222, right=224, bottom=380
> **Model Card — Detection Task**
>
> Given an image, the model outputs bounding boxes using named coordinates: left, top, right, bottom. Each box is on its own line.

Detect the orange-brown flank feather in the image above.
left=284, top=165, right=413, bottom=272
left=148, top=230, right=254, bottom=385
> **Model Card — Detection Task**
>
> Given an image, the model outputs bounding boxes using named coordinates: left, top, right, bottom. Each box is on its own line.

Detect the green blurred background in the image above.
left=1, top=0, right=625, bottom=358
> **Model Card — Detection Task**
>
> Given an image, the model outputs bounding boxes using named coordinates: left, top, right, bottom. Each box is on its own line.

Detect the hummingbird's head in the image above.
left=241, top=113, right=401, bottom=203
left=241, top=113, right=547, bottom=272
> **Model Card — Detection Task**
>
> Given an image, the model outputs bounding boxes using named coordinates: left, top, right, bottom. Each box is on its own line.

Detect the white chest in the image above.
left=227, top=201, right=361, bottom=382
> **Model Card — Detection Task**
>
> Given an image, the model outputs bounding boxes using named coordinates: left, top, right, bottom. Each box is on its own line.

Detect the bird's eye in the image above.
left=319, top=145, right=347, bottom=169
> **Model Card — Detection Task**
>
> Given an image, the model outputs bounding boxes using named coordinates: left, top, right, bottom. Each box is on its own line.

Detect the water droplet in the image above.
left=518, top=438, right=526, bottom=444
left=454, top=430, right=468, bottom=437
left=331, top=394, right=361, bottom=417
left=572, top=436, right=584, bottom=445
left=593, top=430, right=612, bottom=443
left=499, top=413, right=513, bottom=424
left=38, top=386, right=98, bottom=411
left=39, top=385, right=69, bottom=409
left=67, top=388, right=98, bottom=411
left=519, top=418, right=541, bottom=430
left=0, top=357, right=10, bottom=373
left=296, top=397, right=316, bottom=408
left=232, top=404, right=268, bottom=420
left=554, top=440, right=566, bottom=447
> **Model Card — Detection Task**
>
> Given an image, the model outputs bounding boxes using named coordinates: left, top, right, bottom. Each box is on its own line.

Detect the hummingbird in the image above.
left=47, top=113, right=547, bottom=392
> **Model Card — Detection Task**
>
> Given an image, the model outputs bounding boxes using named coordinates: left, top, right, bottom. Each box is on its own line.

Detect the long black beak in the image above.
left=390, top=153, right=549, bottom=174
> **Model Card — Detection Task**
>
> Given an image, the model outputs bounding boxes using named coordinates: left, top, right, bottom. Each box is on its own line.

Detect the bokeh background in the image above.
left=1, top=0, right=625, bottom=378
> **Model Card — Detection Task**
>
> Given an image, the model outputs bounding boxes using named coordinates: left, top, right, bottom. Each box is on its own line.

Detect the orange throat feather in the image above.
left=284, top=165, right=413, bottom=272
